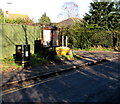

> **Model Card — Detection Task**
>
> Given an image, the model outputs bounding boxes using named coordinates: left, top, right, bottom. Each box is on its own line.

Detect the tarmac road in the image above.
left=2, top=58, right=120, bottom=103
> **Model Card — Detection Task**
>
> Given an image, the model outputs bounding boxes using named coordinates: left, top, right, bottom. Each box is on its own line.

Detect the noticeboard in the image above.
left=42, top=27, right=60, bottom=47
left=43, top=30, right=51, bottom=47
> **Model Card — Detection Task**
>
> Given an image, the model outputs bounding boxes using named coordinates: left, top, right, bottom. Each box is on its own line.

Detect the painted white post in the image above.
left=66, top=36, right=68, bottom=47
left=62, top=36, right=64, bottom=46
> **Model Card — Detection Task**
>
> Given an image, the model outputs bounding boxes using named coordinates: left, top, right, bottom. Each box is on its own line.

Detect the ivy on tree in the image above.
left=39, top=13, right=51, bottom=25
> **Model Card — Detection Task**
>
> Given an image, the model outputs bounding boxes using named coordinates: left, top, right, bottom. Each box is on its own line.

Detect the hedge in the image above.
left=0, top=24, right=42, bottom=59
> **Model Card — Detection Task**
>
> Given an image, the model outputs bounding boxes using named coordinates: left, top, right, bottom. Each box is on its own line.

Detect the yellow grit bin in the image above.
left=56, top=47, right=70, bottom=56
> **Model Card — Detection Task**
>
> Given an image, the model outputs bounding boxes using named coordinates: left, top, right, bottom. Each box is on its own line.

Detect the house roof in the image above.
left=56, top=17, right=82, bottom=27
left=6, top=13, right=30, bottom=20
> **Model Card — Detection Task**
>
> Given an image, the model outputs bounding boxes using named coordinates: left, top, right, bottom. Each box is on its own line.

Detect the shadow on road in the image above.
left=2, top=58, right=120, bottom=103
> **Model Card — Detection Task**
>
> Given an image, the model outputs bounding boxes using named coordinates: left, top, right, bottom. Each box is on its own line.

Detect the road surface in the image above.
left=2, top=58, right=120, bottom=103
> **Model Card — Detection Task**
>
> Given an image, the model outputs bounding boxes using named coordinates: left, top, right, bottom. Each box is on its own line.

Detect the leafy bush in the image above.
left=61, top=22, right=119, bottom=49
left=61, top=23, right=92, bottom=49
left=5, top=18, right=33, bottom=24
left=89, top=30, right=113, bottom=48
left=30, top=54, right=49, bottom=66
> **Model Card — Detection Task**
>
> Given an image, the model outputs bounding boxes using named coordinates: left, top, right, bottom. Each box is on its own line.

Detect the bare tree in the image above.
left=58, top=2, right=79, bottom=20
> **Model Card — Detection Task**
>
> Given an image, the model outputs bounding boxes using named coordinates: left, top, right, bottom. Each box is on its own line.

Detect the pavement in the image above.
left=2, top=50, right=120, bottom=86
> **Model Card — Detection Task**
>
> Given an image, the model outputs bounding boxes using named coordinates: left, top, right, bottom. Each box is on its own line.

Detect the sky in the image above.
left=0, top=0, right=93, bottom=22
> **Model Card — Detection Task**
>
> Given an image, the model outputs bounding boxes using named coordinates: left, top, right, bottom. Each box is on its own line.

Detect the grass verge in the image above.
left=1, top=56, right=22, bottom=72
left=74, top=47, right=114, bottom=52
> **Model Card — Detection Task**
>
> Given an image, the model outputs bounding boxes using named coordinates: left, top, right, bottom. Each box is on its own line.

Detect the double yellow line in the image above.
left=2, top=77, right=54, bottom=95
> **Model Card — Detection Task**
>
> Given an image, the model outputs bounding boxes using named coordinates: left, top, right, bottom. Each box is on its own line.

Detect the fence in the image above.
left=0, top=24, right=42, bottom=59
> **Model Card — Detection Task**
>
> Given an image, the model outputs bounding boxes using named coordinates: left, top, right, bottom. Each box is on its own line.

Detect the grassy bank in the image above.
left=1, top=56, right=22, bottom=72
left=0, top=51, right=76, bottom=72
left=1, top=47, right=115, bottom=72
